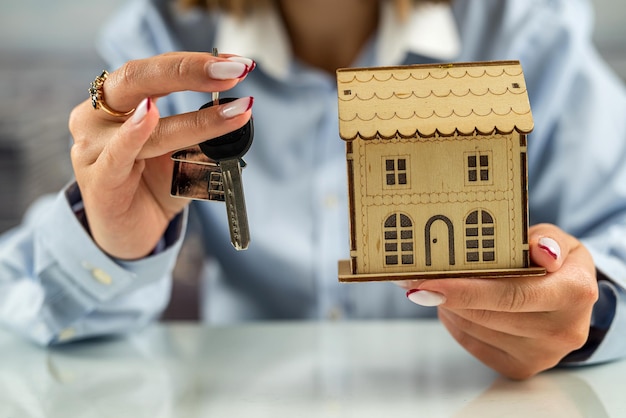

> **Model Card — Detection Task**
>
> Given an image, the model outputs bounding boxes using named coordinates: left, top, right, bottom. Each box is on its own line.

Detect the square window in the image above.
left=400, top=230, right=413, bottom=239
left=482, top=227, right=494, bottom=236
left=465, top=152, right=493, bottom=186
left=383, top=156, right=410, bottom=189
left=467, top=252, right=479, bottom=262
left=466, top=239, right=479, bottom=249
left=401, top=242, right=413, bottom=252
left=385, top=243, right=398, bottom=252
left=385, top=231, right=397, bottom=240
left=402, top=255, right=414, bottom=265
left=483, top=239, right=495, bottom=249
left=483, top=252, right=495, bottom=262
left=466, top=227, right=479, bottom=237
left=386, top=255, right=398, bottom=265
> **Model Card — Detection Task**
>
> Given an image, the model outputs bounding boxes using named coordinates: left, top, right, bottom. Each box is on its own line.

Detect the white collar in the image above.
left=377, top=1, right=460, bottom=66
left=214, top=2, right=460, bottom=80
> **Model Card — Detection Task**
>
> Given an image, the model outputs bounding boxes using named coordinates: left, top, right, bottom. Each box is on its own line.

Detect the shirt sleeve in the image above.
left=0, top=0, right=195, bottom=345
left=0, top=182, right=186, bottom=345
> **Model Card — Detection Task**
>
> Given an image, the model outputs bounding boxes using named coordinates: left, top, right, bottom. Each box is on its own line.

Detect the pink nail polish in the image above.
left=131, top=98, right=150, bottom=123
left=538, top=237, right=561, bottom=260
left=206, top=61, right=248, bottom=80
left=220, top=97, right=254, bottom=119
left=406, top=289, right=446, bottom=307
left=228, top=56, right=256, bottom=72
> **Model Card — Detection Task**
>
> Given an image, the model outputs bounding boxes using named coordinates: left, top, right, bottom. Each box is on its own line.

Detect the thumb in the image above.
left=528, top=223, right=572, bottom=273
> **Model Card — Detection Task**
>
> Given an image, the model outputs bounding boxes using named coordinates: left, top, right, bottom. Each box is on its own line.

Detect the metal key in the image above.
left=197, top=98, right=254, bottom=250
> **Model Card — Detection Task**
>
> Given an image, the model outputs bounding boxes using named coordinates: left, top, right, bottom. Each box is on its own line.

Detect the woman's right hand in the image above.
left=69, top=52, right=255, bottom=260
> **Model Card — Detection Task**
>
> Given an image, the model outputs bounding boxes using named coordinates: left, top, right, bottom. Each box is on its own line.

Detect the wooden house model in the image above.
left=336, top=61, right=546, bottom=282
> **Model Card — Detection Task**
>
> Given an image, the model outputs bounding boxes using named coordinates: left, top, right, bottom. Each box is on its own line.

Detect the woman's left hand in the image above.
left=397, top=223, right=598, bottom=380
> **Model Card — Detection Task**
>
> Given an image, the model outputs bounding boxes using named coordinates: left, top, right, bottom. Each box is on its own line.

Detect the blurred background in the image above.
left=0, top=0, right=625, bottom=233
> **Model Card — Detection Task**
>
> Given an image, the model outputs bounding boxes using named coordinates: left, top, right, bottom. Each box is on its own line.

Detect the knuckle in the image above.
left=69, top=141, right=89, bottom=167
left=469, top=309, right=493, bottom=324
left=68, top=106, right=92, bottom=162
left=500, top=284, right=530, bottom=312
left=455, top=287, right=478, bottom=309
left=578, top=273, right=600, bottom=304
left=148, top=123, right=166, bottom=150
left=549, top=324, right=588, bottom=353
left=567, top=327, right=590, bottom=351
left=171, top=55, right=195, bottom=80
left=119, top=59, right=143, bottom=88
left=68, top=105, right=83, bottom=136
left=561, top=266, right=599, bottom=309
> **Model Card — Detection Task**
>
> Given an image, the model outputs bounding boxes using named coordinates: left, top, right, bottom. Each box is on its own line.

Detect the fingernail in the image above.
left=406, top=289, right=446, bottom=307
left=206, top=61, right=248, bottom=80
left=538, top=237, right=561, bottom=260
left=220, top=97, right=254, bottom=119
left=131, top=98, right=150, bottom=124
left=228, top=56, right=256, bottom=71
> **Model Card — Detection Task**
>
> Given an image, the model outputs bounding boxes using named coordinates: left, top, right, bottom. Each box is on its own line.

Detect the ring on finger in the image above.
left=89, top=70, right=136, bottom=117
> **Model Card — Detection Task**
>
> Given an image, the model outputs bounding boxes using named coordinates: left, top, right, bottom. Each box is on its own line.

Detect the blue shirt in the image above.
left=1, top=0, right=625, bottom=366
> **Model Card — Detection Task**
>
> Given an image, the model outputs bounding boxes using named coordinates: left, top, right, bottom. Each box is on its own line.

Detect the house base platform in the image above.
left=338, top=260, right=546, bottom=283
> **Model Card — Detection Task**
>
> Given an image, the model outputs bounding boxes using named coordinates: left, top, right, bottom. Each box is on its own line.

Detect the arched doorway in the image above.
left=425, top=215, right=455, bottom=267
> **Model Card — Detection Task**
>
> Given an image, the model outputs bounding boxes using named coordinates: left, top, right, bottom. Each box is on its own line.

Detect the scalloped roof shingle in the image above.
left=336, top=61, right=533, bottom=140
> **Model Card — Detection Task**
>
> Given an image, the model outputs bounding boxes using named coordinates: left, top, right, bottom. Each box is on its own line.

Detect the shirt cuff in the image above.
left=33, top=183, right=186, bottom=304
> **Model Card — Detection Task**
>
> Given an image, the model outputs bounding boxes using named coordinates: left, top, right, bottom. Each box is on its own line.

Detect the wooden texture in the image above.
left=338, top=260, right=548, bottom=282
left=337, top=61, right=545, bottom=281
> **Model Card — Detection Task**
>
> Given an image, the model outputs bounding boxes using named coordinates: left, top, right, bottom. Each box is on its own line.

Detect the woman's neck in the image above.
left=277, top=0, right=379, bottom=74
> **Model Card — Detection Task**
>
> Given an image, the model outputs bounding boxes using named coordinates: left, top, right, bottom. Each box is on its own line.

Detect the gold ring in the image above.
left=89, top=70, right=135, bottom=117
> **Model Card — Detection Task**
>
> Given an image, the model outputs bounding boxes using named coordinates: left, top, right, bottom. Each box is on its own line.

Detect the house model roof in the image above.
left=336, top=60, right=533, bottom=140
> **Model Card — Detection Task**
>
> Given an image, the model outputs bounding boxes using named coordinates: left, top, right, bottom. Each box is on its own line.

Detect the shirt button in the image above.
left=91, top=268, right=113, bottom=285
left=327, top=307, right=343, bottom=320
left=324, top=195, right=338, bottom=209
left=81, top=261, right=114, bottom=285
left=58, top=328, right=76, bottom=342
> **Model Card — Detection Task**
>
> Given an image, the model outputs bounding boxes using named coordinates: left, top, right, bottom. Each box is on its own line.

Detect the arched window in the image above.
left=384, top=213, right=414, bottom=266
left=465, top=210, right=496, bottom=263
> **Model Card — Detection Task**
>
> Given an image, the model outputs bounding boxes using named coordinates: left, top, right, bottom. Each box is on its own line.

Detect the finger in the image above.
left=409, top=275, right=558, bottom=312
left=438, top=309, right=560, bottom=379
left=528, top=223, right=575, bottom=273
left=102, top=52, right=254, bottom=118
left=137, top=96, right=254, bottom=159
left=392, top=279, right=427, bottom=290
left=446, top=308, right=566, bottom=340
left=98, top=97, right=160, bottom=182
